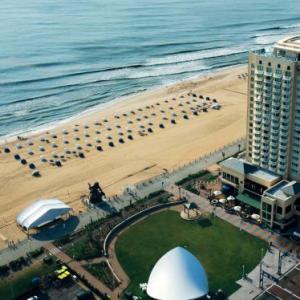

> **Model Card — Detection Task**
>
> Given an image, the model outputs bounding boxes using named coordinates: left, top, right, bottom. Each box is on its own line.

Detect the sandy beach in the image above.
left=0, top=65, right=247, bottom=247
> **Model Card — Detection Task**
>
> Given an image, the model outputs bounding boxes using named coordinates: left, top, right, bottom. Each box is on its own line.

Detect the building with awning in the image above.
left=219, top=157, right=300, bottom=229
left=236, top=192, right=261, bottom=210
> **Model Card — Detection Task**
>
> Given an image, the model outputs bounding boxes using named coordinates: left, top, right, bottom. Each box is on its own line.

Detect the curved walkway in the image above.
left=104, top=200, right=186, bottom=298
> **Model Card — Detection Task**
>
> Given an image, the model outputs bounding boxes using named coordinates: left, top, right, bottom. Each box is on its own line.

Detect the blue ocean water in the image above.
left=1, top=0, right=300, bottom=138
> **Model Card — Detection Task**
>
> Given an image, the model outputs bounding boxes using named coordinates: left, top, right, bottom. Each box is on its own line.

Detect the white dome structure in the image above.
left=147, top=247, right=208, bottom=300
left=17, top=199, right=72, bottom=230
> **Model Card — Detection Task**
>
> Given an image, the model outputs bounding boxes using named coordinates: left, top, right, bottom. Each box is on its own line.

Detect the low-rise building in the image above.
left=219, top=157, right=300, bottom=229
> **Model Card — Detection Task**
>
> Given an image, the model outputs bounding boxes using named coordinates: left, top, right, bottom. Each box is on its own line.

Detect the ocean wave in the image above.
left=0, top=46, right=246, bottom=88
left=145, top=46, right=248, bottom=66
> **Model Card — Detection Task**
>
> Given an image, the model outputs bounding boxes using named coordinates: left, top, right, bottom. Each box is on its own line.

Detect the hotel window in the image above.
left=277, top=64, right=281, bottom=68
left=277, top=206, right=282, bottom=214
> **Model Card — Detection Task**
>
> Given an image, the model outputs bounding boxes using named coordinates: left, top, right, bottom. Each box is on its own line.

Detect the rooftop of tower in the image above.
left=275, top=36, right=300, bottom=54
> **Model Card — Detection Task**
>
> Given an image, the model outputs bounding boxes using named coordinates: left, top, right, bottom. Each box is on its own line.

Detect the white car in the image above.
left=27, top=296, right=38, bottom=300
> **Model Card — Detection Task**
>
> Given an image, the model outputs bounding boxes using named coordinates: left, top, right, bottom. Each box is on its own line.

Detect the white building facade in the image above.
left=246, top=37, right=300, bottom=180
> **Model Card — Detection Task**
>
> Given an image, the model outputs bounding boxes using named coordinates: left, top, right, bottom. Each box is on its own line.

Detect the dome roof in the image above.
left=147, top=247, right=208, bottom=300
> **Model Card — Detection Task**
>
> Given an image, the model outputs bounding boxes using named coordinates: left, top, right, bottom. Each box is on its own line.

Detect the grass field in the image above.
left=0, top=261, right=56, bottom=300
left=115, top=210, right=267, bottom=298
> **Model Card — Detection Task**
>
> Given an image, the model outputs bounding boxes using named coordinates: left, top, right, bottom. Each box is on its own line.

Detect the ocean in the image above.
left=1, top=0, right=300, bottom=138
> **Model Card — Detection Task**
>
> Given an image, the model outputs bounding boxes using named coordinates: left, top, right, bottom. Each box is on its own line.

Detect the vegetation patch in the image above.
left=64, top=237, right=101, bottom=260
left=85, top=261, right=119, bottom=290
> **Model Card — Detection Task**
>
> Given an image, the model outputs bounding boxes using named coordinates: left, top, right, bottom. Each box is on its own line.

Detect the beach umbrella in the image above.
left=143, top=115, right=149, bottom=119
left=219, top=198, right=226, bottom=204
left=164, top=100, right=169, bottom=103
left=64, top=148, right=71, bottom=154
left=16, top=143, right=22, bottom=149
left=76, top=144, right=82, bottom=150
left=62, top=129, right=68, bottom=135
left=227, top=195, right=235, bottom=201
left=95, top=130, right=101, bottom=134
left=27, top=149, right=34, bottom=155
left=213, top=190, right=222, bottom=196
left=84, top=124, right=89, bottom=129
left=151, top=113, right=156, bottom=116
left=63, top=140, right=69, bottom=144
left=251, top=214, right=260, bottom=221
left=39, top=146, right=45, bottom=152
left=106, top=134, right=112, bottom=140
left=74, top=136, right=80, bottom=141
left=233, top=206, right=241, bottom=212
left=95, top=138, right=101, bottom=143
left=51, top=133, right=57, bottom=138
left=40, top=156, right=47, bottom=163
left=20, top=158, right=27, bottom=165
left=27, top=140, right=34, bottom=146
left=52, top=152, right=58, bottom=159
left=73, top=128, right=79, bottom=132
left=52, top=143, right=58, bottom=148
left=4, top=147, right=11, bottom=153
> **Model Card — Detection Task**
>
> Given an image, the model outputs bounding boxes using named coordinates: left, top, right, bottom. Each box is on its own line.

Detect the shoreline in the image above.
left=0, top=63, right=245, bottom=145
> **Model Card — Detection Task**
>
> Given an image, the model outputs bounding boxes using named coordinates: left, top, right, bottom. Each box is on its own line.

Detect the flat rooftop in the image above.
left=275, top=36, right=300, bottom=54
left=220, top=158, right=281, bottom=183
left=264, top=180, right=290, bottom=201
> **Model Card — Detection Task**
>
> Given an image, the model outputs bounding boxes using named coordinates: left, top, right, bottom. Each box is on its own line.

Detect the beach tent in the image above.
left=17, top=199, right=72, bottom=231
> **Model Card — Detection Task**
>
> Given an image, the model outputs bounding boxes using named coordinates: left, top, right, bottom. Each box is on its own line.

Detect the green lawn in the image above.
left=116, top=210, right=267, bottom=298
left=0, top=261, right=56, bottom=300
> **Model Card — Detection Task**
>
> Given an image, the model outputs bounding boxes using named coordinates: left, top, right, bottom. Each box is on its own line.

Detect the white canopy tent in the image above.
left=17, top=199, right=72, bottom=231
left=147, top=247, right=208, bottom=300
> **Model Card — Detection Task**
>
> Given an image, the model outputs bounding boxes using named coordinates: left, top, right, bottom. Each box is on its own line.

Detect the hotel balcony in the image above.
left=264, top=70, right=273, bottom=77
left=273, top=81, right=282, bottom=88
left=255, top=69, right=264, bottom=75
left=279, top=144, right=288, bottom=151
left=273, top=73, right=282, bottom=79
left=283, top=75, right=292, bottom=81
left=271, top=115, right=280, bottom=124
left=281, top=102, right=290, bottom=109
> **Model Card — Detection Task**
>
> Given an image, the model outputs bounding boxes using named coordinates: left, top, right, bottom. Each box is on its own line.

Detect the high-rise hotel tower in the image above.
left=246, top=37, right=300, bottom=180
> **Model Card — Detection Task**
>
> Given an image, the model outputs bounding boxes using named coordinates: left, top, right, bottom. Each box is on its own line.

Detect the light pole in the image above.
left=242, top=264, right=245, bottom=279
